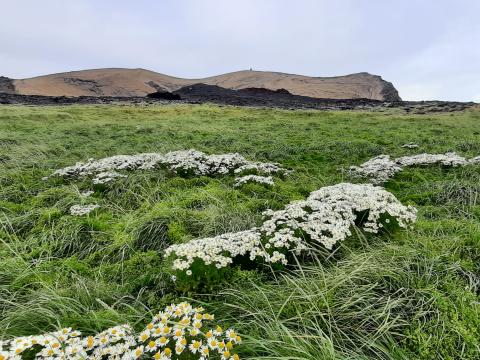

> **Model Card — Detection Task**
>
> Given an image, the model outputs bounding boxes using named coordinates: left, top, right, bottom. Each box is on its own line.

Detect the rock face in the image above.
left=5, top=68, right=401, bottom=101
left=0, top=76, right=15, bottom=94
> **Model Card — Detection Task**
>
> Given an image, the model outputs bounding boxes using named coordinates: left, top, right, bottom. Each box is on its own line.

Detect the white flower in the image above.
left=165, top=183, right=417, bottom=272
left=50, top=149, right=291, bottom=184
left=401, top=143, right=419, bottom=149
left=92, top=170, right=127, bottom=184
left=234, top=162, right=291, bottom=175
left=1, top=303, right=240, bottom=360
left=349, top=152, right=479, bottom=183
left=234, top=175, right=274, bottom=187
left=69, top=204, right=99, bottom=216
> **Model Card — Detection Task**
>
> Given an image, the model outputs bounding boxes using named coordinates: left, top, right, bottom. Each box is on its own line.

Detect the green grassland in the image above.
left=0, top=104, right=479, bottom=359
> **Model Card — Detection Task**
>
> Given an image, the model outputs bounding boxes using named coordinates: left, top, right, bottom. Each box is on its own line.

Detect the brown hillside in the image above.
left=11, top=68, right=401, bottom=101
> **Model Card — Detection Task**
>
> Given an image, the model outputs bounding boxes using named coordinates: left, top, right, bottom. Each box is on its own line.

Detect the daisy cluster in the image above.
left=50, top=150, right=289, bottom=184
left=0, top=302, right=241, bottom=360
left=69, top=204, right=99, bottom=216
left=92, top=171, right=127, bottom=185
left=401, top=143, right=419, bottom=149
left=165, top=183, right=417, bottom=273
left=233, top=175, right=274, bottom=187
left=349, top=152, right=480, bottom=184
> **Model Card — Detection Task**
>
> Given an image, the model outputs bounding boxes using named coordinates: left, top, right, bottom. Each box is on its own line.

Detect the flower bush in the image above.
left=233, top=175, right=274, bottom=187
left=165, top=183, right=417, bottom=277
left=92, top=171, right=127, bottom=184
left=0, top=302, right=241, bottom=360
left=401, top=143, right=419, bottom=149
left=80, top=190, right=94, bottom=197
left=233, top=162, right=290, bottom=175
left=50, top=150, right=289, bottom=184
left=349, top=152, right=480, bottom=184
left=69, top=204, right=99, bottom=216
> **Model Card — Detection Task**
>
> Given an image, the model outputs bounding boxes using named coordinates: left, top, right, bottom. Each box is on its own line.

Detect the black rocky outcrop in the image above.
left=0, top=76, right=15, bottom=94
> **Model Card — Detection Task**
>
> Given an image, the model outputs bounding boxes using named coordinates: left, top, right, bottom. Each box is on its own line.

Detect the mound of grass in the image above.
left=0, top=104, right=479, bottom=358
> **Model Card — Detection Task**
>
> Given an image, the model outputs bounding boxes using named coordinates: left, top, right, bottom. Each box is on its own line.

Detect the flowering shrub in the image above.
left=401, top=143, right=419, bottom=149
left=233, top=162, right=291, bottom=175
left=80, top=190, right=94, bottom=197
left=349, top=152, right=480, bottom=184
left=92, top=171, right=127, bottom=184
left=0, top=302, right=241, bottom=360
left=470, top=156, right=480, bottom=164
left=233, top=175, right=274, bottom=187
left=49, top=150, right=289, bottom=184
left=395, top=152, right=469, bottom=167
left=165, top=183, right=417, bottom=276
left=69, top=204, right=99, bottom=216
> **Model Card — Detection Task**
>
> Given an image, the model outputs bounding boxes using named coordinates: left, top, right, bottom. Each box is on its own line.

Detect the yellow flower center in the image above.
left=87, top=336, right=94, bottom=348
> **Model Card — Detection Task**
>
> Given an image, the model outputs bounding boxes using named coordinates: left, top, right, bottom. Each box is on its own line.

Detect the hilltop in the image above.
left=1, top=68, right=401, bottom=101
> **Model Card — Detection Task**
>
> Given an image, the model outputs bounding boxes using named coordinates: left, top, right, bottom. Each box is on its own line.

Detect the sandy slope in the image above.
left=11, top=68, right=401, bottom=100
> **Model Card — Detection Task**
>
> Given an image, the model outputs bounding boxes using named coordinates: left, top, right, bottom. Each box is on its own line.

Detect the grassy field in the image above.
left=0, top=104, right=479, bottom=359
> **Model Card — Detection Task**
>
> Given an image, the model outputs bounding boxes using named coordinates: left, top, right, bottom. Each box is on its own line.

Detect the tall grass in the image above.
left=0, top=104, right=479, bottom=358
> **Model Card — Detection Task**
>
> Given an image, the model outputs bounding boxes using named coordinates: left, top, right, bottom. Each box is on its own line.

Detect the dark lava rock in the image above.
left=173, top=83, right=387, bottom=109
left=147, top=91, right=181, bottom=100
left=0, top=83, right=475, bottom=114
left=238, top=87, right=292, bottom=96
left=379, top=79, right=402, bottom=102
left=174, top=83, right=237, bottom=97
left=0, top=76, right=15, bottom=94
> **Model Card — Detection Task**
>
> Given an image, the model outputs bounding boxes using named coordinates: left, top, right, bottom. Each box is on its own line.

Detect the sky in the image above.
left=1, top=0, right=479, bottom=101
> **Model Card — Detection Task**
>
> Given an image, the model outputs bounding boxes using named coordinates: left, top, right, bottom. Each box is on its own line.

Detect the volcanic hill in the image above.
left=3, top=68, right=401, bottom=101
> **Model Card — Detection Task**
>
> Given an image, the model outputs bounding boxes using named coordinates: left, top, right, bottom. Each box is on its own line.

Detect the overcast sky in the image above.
left=1, top=0, right=479, bottom=101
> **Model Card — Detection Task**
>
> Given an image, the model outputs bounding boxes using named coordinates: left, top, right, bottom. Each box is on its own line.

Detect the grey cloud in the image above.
left=0, top=0, right=478, bottom=101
